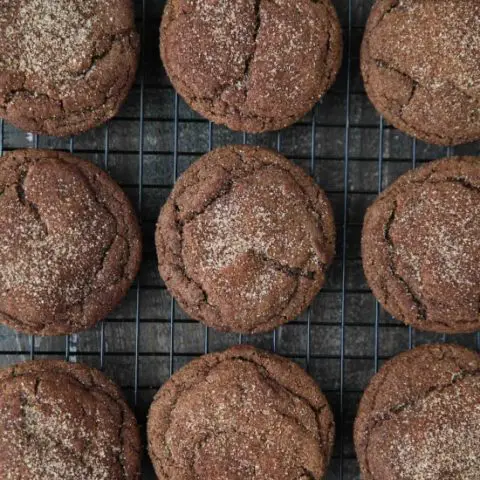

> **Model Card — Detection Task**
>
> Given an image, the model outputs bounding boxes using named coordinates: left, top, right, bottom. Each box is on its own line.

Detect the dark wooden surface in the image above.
left=0, top=1, right=479, bottom=478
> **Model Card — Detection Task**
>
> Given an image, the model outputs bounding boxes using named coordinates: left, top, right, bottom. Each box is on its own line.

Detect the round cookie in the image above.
left=0, top=149, right=142, bottom=335
left=160, top=0, right=342, bottom=133
left=361, top=0, right=480, bottom=146
left=354, top=344, right=480, bottom=480
left=156, top=145, right=335, bottom=334
left=0, top=0, right=139, bottom=137
left=148, top=345, right=335, bottom=480
left=362, top=157, right=480, bottom=333
left=0, top=359, right=141, bottom=479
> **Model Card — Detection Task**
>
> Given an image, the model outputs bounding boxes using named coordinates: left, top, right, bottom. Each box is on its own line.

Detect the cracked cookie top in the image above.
left=0, top=360, right=141, bottom=480
left=362, top=156, right=480, bottom=333
left=148, top=345, right=335, bottom=480
left=155, top=145, right=335, bottom=334
left=354, top=344, right=480, bottom=480
left=0, top=149, right=142, bottom=335
left=361, top=0, right=480, bottom=146
left=160, top=0, right=342, bottom=133
left=0, top=0, right=139, bottom=137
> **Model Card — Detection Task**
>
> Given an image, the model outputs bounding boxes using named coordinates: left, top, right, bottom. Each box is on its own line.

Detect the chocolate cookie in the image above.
left=0, top=149, right=142, bottom=335
left=0, top=0, right=139, bottom=137
left=361, top=0, right=480, bottom=145
left=160, top=0, right=342, bottom=133
left=362, top=157, right=480, bottom=333
left=148, top=345, right=334, bottom=480
left=156, top=145, right=335, bottom=334
left=354, top=344, right=480, bottom=480
left=0, top=359, right=141, bottom=479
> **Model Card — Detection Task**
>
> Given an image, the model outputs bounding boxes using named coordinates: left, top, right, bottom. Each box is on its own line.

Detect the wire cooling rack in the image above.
left=0, top=1, right=479, bottom=478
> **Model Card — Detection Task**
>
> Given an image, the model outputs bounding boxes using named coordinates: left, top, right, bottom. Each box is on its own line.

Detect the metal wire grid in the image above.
left=0, top=1, right=479, bottom=479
